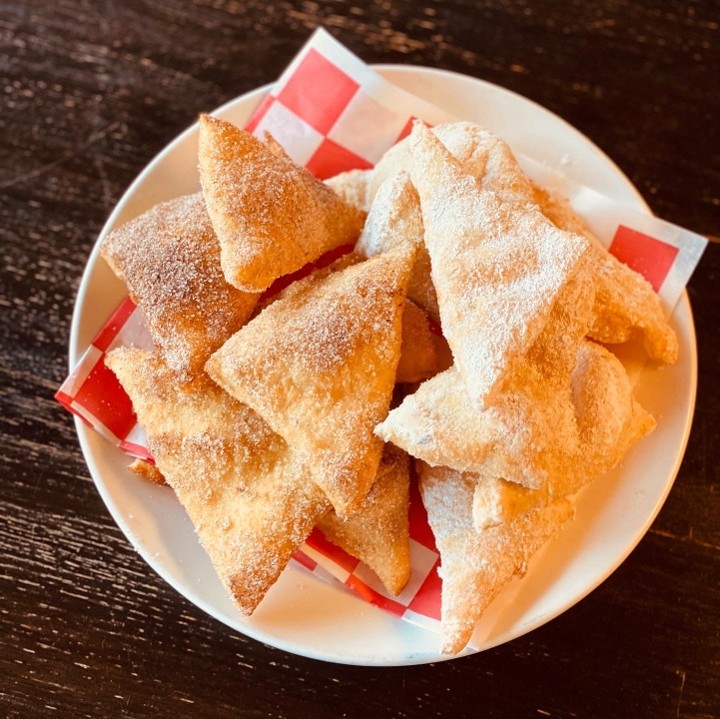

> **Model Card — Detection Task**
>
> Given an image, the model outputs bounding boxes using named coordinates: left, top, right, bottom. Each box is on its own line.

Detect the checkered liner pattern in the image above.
left=56, top=28, right=707, bottom=633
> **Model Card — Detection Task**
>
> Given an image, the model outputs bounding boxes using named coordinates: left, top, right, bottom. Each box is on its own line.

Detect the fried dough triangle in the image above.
left=101, top=193, right=259, bottom=378
left=375, top=122, right=677, bottom=365
left=205, top=241, right=417, bottom=518
left=370, top=122, right=534, bottom=206
left=260, top=252, right=446, bottom=385
left=531, top=183, right=678, bottom=363
left=325, top=168, right=372, bottom=213
left=105, top=347, right=330, bottom=615
left=408, top=122, right=590, bottom=406
left=471, top=339, right=656, bottom=528
left=355, top=170, right=439, bottom=322
left=198, top=114, right=365, bottom=292
left=565, top=340, right=656, bottom=489
left=418, top=463, right=574, bottom=654
left=318, top=444, right=411, bottom=595
left=396, top=299, right=451, bottom=384
left=364, top=123, right=536, bottom=323
left=377, top=264, right=595, bottom=488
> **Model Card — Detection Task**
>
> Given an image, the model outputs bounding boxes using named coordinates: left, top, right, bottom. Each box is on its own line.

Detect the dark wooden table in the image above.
left=2, top=2, right=718, bottom=717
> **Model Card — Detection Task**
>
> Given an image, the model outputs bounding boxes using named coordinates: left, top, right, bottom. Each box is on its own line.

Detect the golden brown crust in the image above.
left=205, top=241, right=417, bottom=518
left=198, top=115, right=365, bottom=292
left=396, top=300, right=450, bottom=384
left=318, top=444, right=411, bottom=595
left=127, top=458, right=167, bottom=486
left=101, top=192, right=259, bottom=378
left=106, top=347, right=329, bottom=615
left=531, top=183, right=678, bottom=364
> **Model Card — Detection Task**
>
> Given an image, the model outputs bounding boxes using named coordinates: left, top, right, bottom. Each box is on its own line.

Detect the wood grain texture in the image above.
left=1, top=1, right=718, bottom=717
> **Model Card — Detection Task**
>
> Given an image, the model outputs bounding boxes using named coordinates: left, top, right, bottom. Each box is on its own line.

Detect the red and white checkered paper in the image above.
left=57, top=28, right=707, bottom=636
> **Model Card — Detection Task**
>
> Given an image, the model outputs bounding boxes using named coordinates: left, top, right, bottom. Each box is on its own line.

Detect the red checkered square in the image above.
left=73, top=358, right=137, bottom=440
left=94, top=296, right=137, bottom=352
left=609, top=224, right=679, bottom=292
left=305, top=137, right=373, bottom=180
left=119, top=438, right=153, bottom=461
left=244, top=93, right=275, bottom=134
left=395, top=116, right=418, bottom=143
left=247, top=96, right=325, bottom=166
left=326, top=91, right=409, bottom=163
left=277, top=48, right=360, bottom=135
left=407, top=558, right=442, bottom=620
left=346, top=575, right=407, bottom=617
left=292, top=550, right=318, bottom=572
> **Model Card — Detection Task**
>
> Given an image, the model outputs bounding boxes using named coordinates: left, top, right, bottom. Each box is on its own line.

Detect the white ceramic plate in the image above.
left=69, top=66, right=697, bottom=666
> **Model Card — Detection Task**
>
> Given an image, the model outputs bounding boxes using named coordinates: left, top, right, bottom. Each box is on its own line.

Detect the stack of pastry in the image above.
left=101, top=114, right=676, bottom=654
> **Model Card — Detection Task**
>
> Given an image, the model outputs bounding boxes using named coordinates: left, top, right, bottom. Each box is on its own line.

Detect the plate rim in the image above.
left=68, top=64, right=698, bottom=666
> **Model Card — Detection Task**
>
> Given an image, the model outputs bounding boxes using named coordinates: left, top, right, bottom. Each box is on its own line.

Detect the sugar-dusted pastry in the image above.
left=363, top=123, right=537, bottom=324
left=325, top=168, right=372, bottom=213
left=105, top=347, right=330, bottom=615
left=563, top=340, right=656, bottom=492
left=373, top=123, right=677, bottom=366
left=377, top=264, right=595, bottom=489
left=206, top=241, right=417, bottom=518
left=370, top=121, right=533, bottom=207
left=318, top=444, right=411, bottom=595
left=531, top=183, right=678, bottom=364
left=377, top=365, right=505, bottom=474
left=377, top=362, right=578, bottom=489
left=262, top=252, right=445, bottom=385
left=408, top=122, right=590, bottom=407
left=355, top=170, right=439, bottom=322
left=127, top=458, right=166, bottom=486
left=396, top=299, right=451, bottom=384
left=101, top=192, right=259, bottom=377
left=472, top=476, right=547, bottom=530
left=471, top=339, right=656, bottom=528
left=198, top=114, right=365, bottom=292
left=419, top=463, right=574, bottom=655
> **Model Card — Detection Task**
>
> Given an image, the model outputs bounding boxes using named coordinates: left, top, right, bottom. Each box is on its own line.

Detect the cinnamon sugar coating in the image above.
left=206, top=242, right=417, bottom=518
left=101, top=192, right=258, bottom=378
left=106, top=117, right=673, bottom=651
left=319, top=444, right=411, bottom=595
left=198, top=115, right=365, bottom=292
left=106, top=347, right=329, bottom=615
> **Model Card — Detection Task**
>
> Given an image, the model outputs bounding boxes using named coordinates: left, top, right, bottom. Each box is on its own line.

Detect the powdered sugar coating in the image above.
left=419, top=463, right=574, bottom=654
left=409, top=123, right=591, bottom=407
left=355, top=170, right=439, bottom=321
left=530, top=184, right=678, bottom=363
